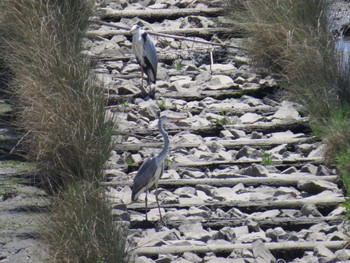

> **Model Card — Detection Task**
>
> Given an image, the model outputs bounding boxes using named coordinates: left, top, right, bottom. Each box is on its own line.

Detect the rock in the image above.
left=137, top=229, right=179, bottom=247
left=252, top=240, right=276, bottom=263
left=268, top=130, right=302, bottom=140
left=220, top=129, right=234, bottom=138
left=195, top=71, right=212, bottom=85
left=135, top=256, right=155, bottom=263
left=316, top=165, right=333, bottom=175
left=205, top=63, right=237, bottom=74
left=269, top=144, right=288, bottom=155
left=281, top=166, right=298, bottom=174
left=188, top=206, right=211, bottom=218
left=249, top=209, right=280, bottom=220
left=182, top=252, right=202, bottom=263
left=163, top=210, right=187, bottom=222
left=241, top=164, right=269, bottom=177
left=174, top=187, right=197, bottom=197
left=266, top=227, right=287, bottom=242
left=300, top=204, right=323, bottom=217
left=251, top=131, right=264, bottom=139
left=240, top=112, right=262, bottom=124
left=237, top=146, right=261, bottom=159
left=297, top=180, right=339, bottom=194
left=155, top=255, right=175, bottom=263
left=178, top=222, right=211, bottom=242
left=300, top=163, right=318, bottom=174
left=230, top=129, right=247, bottom=138
left=328, top=206, right=346, bottom=217
left=271, top=101, right=300, bottom=120
left=308, top=144, right=326, bottom=158
left=237, top=231, right=269, bottom=243
left=334, top=249, right=350, bottom=261
left=205, top=75, right=235, bottom=89
left=314, top=245, right=335, bottom=260
left=146, top=208, right=167, bottom=221
left=246, top=219, right=261, bottom=232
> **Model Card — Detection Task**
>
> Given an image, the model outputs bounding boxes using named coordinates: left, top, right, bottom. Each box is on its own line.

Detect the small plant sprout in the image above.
left=122, top=100, right=130, bottom=107
left=261, top=150, right=272, bottom=165
left=219, top=108, right=226, bottom=116
left=175, top=60, right=182, bottom=71
left=164, top=156, right=171, bottom=168
left=157, top=99, right=167, bottom=110
left=126, top=155, right=135, bottom=167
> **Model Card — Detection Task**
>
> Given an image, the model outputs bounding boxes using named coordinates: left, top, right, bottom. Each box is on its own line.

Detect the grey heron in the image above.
left=131, top=115, right=173, bottom=223
left=129, top=24, right=158, bottom=91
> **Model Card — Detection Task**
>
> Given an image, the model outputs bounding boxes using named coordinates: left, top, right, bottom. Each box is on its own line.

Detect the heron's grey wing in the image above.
left=131, top=154, right=158, bottom=201
left=142, top=32, right=158, bottom=82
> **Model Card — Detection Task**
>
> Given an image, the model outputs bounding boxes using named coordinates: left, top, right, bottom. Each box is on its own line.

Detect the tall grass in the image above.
left=230, top=0, right=350, bottom=158
left=43, top=183, right=129, bottom=263
left=229, top=0, right=350, bottom=219
left=0, top=0, right=113, bottom=189
left=0, top=0, right=128, bottom=262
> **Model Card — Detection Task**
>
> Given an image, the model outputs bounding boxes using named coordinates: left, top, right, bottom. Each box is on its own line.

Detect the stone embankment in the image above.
left=90, top=1, right=350, bottom=262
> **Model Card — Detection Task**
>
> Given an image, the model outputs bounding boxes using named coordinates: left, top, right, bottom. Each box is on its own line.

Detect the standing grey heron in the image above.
left=129, top=24, right=158, bottom=91
left=131, top=115, right=174, bottom=223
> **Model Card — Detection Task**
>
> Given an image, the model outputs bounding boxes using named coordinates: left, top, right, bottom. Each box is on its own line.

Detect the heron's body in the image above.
left=131, top=154, right=164, bottom=202
left=130, top=25, right=158, bottom=86
left=131, top=116, right=170, bottom=222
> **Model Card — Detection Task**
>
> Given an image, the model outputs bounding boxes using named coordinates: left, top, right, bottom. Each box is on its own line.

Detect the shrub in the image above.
left=0, top=0, right=114, bottom=189
left=42, top=183, right=129, bottom=263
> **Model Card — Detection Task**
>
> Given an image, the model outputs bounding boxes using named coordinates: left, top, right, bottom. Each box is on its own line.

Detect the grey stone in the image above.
left=155, top=255, right=174, bottom=263
left=314, top=245, right=335, bottom=260
left=220, top=129, right=234, bottom=138
left=135, top=256, right=155, bottom=263
left=174, top=187, right=196, bottom=197
left=300, top=163, right=318, bottom=174
left=188, top=206, right=211, bottom=218
left=334, top=249, right=350, bottom=261
left=137, top=229, right=179, bottom=247
left=272, top=101, right=300, bottom=120
left=298, top=180, right=339, bottom=194
left=240, top=112, right=262, bottom=124
left=242, top=164, right=269, bottom=177
left=231, top=129, right=247, bottom=138
left=252, top=240, right=276, bottom=263
left=182, top=252, right=202, bottom=263
left=251, top=131, right=264, bottom=139
left=237, top=146, right=260, bottom=159
left=249, top=209, right=280, bottom=220
left=246, top=219, right=261, bottom=232
left=281, top=166, right=298, bottom=174
left=316, top=165, right=333, bottom=175
left=266, top=227, right=287, bottom=242
left=237, top=231, right=269, bottom=243
left=300, top=204, right=323, bottom=217
left=308, top=144, right=326, bottom=158
left=269, top=144, right=288, bottom=155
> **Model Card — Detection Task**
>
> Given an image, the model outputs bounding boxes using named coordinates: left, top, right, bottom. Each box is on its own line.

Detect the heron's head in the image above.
left=129, top=24, right=141, bottom=34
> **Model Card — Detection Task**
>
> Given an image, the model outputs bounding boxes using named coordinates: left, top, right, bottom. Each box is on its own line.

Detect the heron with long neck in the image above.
left=131, top=115, right=171, bottom=223
left=129, top=24, right=158, bottom=92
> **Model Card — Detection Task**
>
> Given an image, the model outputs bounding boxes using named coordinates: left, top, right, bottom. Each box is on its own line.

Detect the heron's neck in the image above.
left=158, top=121, right=169, bottom=162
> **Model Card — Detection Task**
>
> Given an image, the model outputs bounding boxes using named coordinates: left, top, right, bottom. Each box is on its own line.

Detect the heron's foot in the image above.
left=155, top=218, right=167, bottom=228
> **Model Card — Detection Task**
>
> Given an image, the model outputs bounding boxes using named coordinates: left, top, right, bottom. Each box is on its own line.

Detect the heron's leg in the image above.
left=155, top=186, right=164, bottom=224
left=140, top=68, right=148, bottom=95
left=141, top=67, right=144, bottom=89
left=145, top=190, right=148, bottom=221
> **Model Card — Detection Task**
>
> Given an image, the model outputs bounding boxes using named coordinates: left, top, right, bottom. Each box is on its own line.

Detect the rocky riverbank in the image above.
left=90, top=0, right=350, bottom=262
left=0, top=0, right=349, bottom=262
